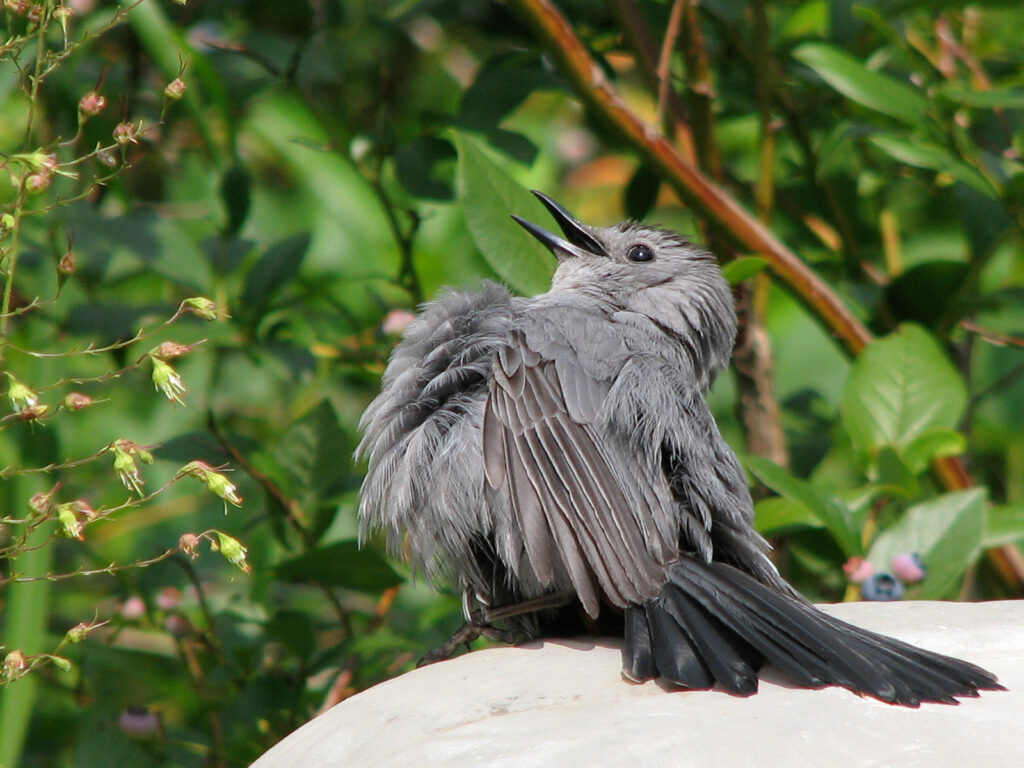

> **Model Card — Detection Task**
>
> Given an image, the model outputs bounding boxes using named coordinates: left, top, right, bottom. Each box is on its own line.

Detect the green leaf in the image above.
left=220, top=164, right=252, bottom=237
left=984, top=501, right=1024, bottom=548
left=241, top=234, right=311, bottom=320
left=872, top=446, right=918, bottom=498
left=454, top=131, right=555, bottom=296
left=884, top=260, right=971, bottom=328
left=792, top=42, right=929, bottom=129
left=721, top=257, right=769, bottom=284
left=867, top=488, right=985, bottom=599
left=624, top=165, right=661, bottom=220
left=394, top=137, right=456, bottom=200
left=869, top=135, right=999, bottom=197
left=901, top=428, right=966, bottom=474
left=937, top=86, right=1024, bottom=109
left=744, top=455, right=862, bottom=556
left=274, top=540, right=404, bottom=591
left=954, top=184, right=1013, bottom=260
left=754, top=496, right=823, bottom=536
left=841, top=324, right=967, bottom=460
left=274, top=399, right=360, bottom=540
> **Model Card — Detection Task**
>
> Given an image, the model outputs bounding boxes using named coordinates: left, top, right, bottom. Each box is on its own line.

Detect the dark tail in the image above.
left=622, top=558, right=1003, bottom=707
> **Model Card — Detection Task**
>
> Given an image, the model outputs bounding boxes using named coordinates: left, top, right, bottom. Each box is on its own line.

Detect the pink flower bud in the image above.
left=64, top=391, right=93, bottom=411
left=152, top=341, right=192, bottom=360
left=156, top=586, right=182, bottom=611
left=382, top=309, right=416, bottom=335
left=58, top=250, right=76, bottom=275
left=78, top=91, right=107, bottom=117
left=164, top=78, right=186, bottom=101
left=119, top=595, right=146, bottom=620
left=113, top=121, right=140, bottom=145
left=891, top=552, right=926, bottom=583
left=3, top=650, right=27, bottom=681
left=25, top=172, right=51, bottom=194
left=179, top=532, right=201, bottom=558
left=842, top=556, right=873, bottom=584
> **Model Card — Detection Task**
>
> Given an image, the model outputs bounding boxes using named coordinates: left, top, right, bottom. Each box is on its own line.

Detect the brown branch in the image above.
left=507, top=0, right=872, bottom=356
left=506, top=0, right=1024, bottom=591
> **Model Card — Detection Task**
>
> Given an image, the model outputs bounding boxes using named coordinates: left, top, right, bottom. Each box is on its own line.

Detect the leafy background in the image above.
left=2, top=0, right=1024, bottom=766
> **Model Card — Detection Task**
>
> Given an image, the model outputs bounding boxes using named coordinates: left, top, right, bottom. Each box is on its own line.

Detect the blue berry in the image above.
left=861, top=572, right=905, bottom=601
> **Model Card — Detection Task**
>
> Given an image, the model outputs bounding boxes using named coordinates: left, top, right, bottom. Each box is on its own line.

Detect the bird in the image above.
left=356, top=190, right=1002, bottom=706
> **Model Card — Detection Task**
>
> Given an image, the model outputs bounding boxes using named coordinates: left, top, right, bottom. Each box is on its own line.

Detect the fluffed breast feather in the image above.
left=356, top=282, right=515, bottom=587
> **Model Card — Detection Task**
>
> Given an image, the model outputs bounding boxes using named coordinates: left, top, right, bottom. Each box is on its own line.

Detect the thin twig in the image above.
left=655, top=0, right=686, bottom=129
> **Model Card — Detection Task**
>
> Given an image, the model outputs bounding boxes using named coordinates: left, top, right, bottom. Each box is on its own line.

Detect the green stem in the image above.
left=0, top=478, right=56, bottom=768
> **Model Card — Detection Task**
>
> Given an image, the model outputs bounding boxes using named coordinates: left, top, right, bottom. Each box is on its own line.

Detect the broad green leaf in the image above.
left=722, top=256, right=769, bottom=284
left=274, top=540, right=404, bottom=591
left=792, top=42, right=928, bottom=129
left=841, top=324, right=967, bottom=459
left=869, top=135, right=1000, bottom=197
left=454, top=131, right=555, bottom=296
left=754, top=496, right=823, bottom=535
left=984, top=501, right=1024, bottom=548
left=744, top=455, right=862, bottom=556
left=867, top=488, right=985, bottom=599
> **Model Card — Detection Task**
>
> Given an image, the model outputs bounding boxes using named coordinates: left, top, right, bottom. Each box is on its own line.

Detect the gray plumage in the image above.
left=357, top=191, right=1001, bottom=706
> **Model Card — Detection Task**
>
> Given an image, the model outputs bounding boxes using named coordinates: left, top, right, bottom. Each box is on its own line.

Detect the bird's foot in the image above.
left=417, top=592, right=572, bottom=667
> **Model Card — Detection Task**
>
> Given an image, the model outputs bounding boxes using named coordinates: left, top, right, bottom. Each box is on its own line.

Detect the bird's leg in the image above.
left=417, top=591, right=573, bottom=667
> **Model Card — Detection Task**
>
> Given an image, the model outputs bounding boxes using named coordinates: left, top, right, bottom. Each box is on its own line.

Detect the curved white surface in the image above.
left=253, top=601, right=1024, bottom=768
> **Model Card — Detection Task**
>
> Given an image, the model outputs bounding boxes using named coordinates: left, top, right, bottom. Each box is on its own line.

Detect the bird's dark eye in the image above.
left=627, top=243, right=654, bottom=263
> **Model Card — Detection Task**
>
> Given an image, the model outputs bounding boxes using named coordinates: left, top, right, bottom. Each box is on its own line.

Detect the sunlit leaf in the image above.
left=841, top=324, right=967, bottom=459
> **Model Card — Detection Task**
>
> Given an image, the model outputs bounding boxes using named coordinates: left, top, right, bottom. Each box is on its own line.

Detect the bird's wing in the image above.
left=482, top=330, right=676, bottom=616
left=357, top=283, right=514, bottom=585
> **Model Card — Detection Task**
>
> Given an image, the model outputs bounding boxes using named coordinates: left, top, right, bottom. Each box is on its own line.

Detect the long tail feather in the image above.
left=623, top=559, right=1003, bottom=707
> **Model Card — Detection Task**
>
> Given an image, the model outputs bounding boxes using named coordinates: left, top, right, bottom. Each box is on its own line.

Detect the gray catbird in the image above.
left=357, top=191, right=1001, bottom=706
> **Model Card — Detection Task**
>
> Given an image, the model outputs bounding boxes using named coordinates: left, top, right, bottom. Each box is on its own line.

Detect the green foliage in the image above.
left=1, top=1, right=1023, bottom=766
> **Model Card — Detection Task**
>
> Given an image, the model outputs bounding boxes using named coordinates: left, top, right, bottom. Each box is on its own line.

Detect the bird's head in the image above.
left=513, top=191, right=737, bottom=384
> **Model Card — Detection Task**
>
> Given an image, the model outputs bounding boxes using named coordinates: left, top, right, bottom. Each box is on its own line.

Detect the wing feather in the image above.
left=484, top=331, right=675, bottom=615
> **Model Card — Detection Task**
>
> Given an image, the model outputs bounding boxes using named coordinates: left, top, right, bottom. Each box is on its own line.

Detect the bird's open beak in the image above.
left=512, top=191, right=608, bottom=261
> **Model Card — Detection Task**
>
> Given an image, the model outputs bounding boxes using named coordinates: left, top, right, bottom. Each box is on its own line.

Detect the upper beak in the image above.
left=512, top=191, right=607, bottom=261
